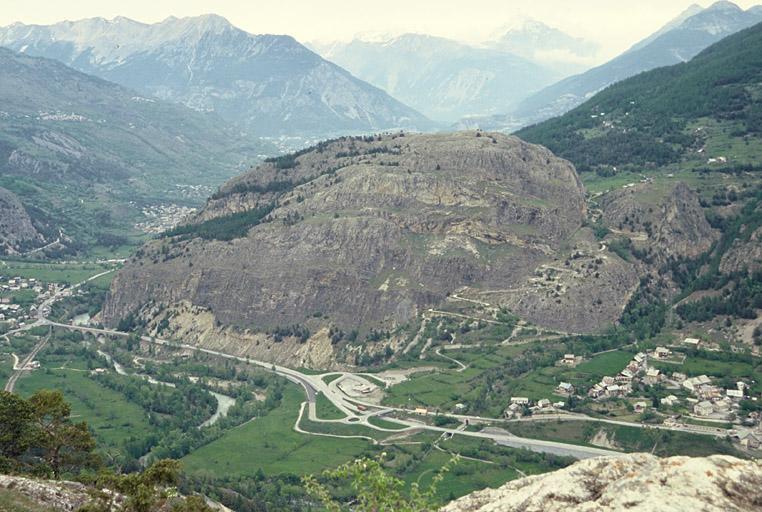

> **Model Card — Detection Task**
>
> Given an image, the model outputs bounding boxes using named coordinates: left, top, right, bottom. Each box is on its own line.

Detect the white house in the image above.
left=644, top=368, right=661, bottom=385
left=694, top=401, right=714, bottom=416
left=726, top=389, right=744, bottom=399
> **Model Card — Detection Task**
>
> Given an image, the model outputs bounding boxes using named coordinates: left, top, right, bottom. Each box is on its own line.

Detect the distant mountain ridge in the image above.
left=0, top=15, right=431, bottom=136
left=312, top=33, right=559, bottom=122
left=487, top=19, right=600, bottom=76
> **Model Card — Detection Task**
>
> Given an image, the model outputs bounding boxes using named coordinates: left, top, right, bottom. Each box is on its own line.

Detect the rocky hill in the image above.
left=103, top=132, right=631, bottom=366
left=442, top=453, right=762, bottom=512
left=0, top=15, right=431, bottom=136
left=102, top=130, right=727, bottom=367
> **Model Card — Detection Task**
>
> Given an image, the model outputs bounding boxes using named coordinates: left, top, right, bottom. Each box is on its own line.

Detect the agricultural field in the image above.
left=181, top=385, right=371, bottom=477
left=383, top=346, right=636, bottom=411
left=0, top=260, right=115, bottom=285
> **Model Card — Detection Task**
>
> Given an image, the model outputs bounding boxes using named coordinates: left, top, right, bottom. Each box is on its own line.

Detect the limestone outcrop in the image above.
left=441, top=453, right=762, bottom=512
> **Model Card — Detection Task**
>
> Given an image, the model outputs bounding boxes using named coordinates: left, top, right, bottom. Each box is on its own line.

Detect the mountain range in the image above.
left=465, top=1, right=762, bottom=131
left=311, top=33, right=559, bottom=122
left=0, top=15, right=432, bottom=137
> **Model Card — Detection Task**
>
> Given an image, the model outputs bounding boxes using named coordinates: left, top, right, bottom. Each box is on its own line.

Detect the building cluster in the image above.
left=676, top=373, right=750, bottom=420
left=588, top=351, right=654, bottom=400
left=0, top=276, right=65, bottom=328
left=558, top=353, right=581, bottom=367
left=134, top=204, right=197, bottom=234
left=504, top=396, right=566, bottom=419
left=0, top=276, right=45, bottom=326
left=1, top=276, right=42, bottom=293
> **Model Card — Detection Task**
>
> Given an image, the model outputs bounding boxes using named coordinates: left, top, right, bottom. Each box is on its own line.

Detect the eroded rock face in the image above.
left=721, top=225, right=762, bottom=274
left=601, top=181, right=717, bottom=263
left=103, top=133, right=589, bottom=348
left=652, top=182, right=718, bottom=260
left=0, top=187, right=44, bottom=255
left=441, top=453, right=762, bottom=512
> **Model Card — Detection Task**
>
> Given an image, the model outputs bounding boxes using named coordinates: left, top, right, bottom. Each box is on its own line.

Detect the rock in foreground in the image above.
left=441, top=453, right=762, bottom=512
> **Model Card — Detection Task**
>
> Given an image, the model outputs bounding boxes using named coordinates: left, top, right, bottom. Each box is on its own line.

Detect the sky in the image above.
left=1, top=0, right=760, bottom=60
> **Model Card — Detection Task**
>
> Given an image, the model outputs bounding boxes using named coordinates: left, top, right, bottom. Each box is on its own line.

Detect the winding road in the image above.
left=2, top=267, right=723, bottom=461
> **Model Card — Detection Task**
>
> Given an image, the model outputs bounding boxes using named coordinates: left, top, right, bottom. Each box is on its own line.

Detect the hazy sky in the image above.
left=1, top=1, right=759, bottom=60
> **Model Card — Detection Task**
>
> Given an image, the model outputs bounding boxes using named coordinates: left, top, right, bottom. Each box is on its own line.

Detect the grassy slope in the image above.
left=384, top=348, right=634, bottom=408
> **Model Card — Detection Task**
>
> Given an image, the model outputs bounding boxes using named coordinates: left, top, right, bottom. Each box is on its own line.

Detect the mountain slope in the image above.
left=0, top=15, right=431, bottom=136
left=313, top=34, right=558, bottom=122
left=626, top=3, right=705, bottom=53
left=508, top=1, right=762, bottom=128
left=0, top=47, right=260, bottom=255
left=517, top=20, right=762, bottom=172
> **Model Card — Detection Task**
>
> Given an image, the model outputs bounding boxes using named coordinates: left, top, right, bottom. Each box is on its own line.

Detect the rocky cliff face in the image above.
left=0, top=187, right=45, bottom=254
left=442, top=453, right=762, bottom=512
left=600, top=181, right=718, bottom=264
left=721, top=225, right=762, bottom=274
left=103, top=132, right=604, bottom=364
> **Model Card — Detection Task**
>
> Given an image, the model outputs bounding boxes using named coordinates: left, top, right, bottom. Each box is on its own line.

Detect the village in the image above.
left=134, top=203, right=198, bottom=235
left=504, top=338, right=761, bottom=452
left=1, top=275, right=50, bottom=329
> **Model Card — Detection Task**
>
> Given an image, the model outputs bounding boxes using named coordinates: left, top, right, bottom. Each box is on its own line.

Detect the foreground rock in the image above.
left=441, top=453, right=762, bottom=512
left=0, top=474, right=95, bottom=511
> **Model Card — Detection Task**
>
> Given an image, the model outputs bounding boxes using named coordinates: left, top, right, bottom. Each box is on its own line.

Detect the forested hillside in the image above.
left=518, top=21, right=762, bottom=173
